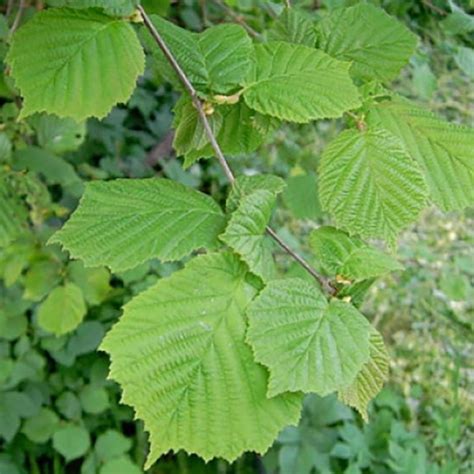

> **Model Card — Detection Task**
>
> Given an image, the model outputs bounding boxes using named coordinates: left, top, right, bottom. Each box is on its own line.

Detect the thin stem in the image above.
left=285, top=0, right=292, bottom=8
left=138, top=6, right=335, bottom=295
left=211, top=0, right=262, bottom=39
left=9, top=0, right=24, bottom=37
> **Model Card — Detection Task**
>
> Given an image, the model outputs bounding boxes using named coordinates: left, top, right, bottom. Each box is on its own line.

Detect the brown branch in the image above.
left=211, top=0, right=262, bottom=39
left=9, top=0, right=25, bottom=37
left=138, top=6, right=335, bottom=295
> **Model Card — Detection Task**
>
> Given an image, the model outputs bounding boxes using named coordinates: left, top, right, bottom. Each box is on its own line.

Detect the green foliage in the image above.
left=1, top=0, right=473, bottom=470
left=50, top=178, right=226, bottom=271
left=247, top=278, right=372, bottom=397
left=367, top=97, right=474, bottom=211
left=37, top=283, right=87, bottom=336
left=310, top=226, right=403, bottom=281
left=142, top=15, right=253, bottom=94
left=315, top=3, right=418, bottom=82
left=243, top=42, right=361, bottom=122
left=101, top=252, right=302, bottom=467
left=7, top=8, right=145, bottom=120
left=319, top=128, right=428, bottom=242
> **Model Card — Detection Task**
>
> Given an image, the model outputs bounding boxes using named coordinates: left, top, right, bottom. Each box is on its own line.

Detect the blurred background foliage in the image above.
left=0, top=0, right=473, bottom=473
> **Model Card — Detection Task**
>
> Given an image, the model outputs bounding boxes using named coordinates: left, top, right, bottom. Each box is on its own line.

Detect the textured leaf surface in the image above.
left=315, top=3, right=417, bottom=81
left=220, top=190, right=276, bottom=281
left=7, top=8, right=145, bottom=120
left=176, top=101, right=277, bottom=167
left=143, top=16, right=252, bottom=94
left=268, top=8, right=316, bottom=46
left=172, top=96, right=223, bottom=162
left=282, top=173, right=322, bottom=220
left=247, top=278, right=371, bottom=397
left=37, top=283, right=87, bottom=336
left=309, top=226, right=403, bottom=281
left=367, top=99, right=474, bottom=211
left=50, top=179, right=226, bottom=272
left=45, top=0, right=137, bottom=16
left=243, top=42, right=360, bottom=123
left=319, top=129, right=427, bottom=241
left=339, top=329, right=389, bottom=421
left=227, top=174, right=286, bottom=213
left=101, top=253, right=302, bottom=466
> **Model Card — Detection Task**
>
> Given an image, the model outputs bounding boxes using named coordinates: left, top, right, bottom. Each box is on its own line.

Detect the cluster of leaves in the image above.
left=1, top=0, right=473, bottom=470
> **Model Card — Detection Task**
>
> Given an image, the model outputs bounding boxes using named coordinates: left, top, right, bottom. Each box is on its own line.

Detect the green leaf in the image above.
left=37, top=283, right=87, bottom=336
left=0, top=133, right=12, bottom=162
left=181, top=102, right=278, bottom=167
left=454, top=46, right=474, bottom=78
left=22, top=408, right=60, bottom=443
left=0, top=404, right=20, bottom=442
left=309, top=226, right=403, bottom=281
left=172, top=95, right=223, bottom=162
left=282, top=173, right=322, bottom=220
left=246, top=278, right=371, bottom=397
left=7, top=8, right=145, bottom=120
left=100, top=456, right=141, bottom=474
left=366, top=98, right=474, bottom=211
left=220, top=190, right=277, bottom=281
left=319, top=128, right=427, bottom=242
left=68, top=261, right=111, bottom=306
left=79, top=386, right=109, bottom=414
left=339, top=329, right=389, bottom=421
left=14, top=147, right=83, bottom=197
left=46, top=0, right=138, bottom=16
left=95, top=430, right=132, bottom=462
left=24, top=259, right=62, bottom=302
left=56, top=392, right=82, bottom=420
left=142, top=16, right=253, bottom=94
left=53, top=425, right=91, bottom=461
left=50, top=178, right=226, bottom=272
left=268, top=8, right=316, bottom=46
left=29, top=114, right=86, bottom=154
left=243, top=42, right=360, bottom=123
left=227, top=174, right=286, bottom=213
left=315, top=3, right=417, bottom=82
left=101, top=252, right=302, bottom=466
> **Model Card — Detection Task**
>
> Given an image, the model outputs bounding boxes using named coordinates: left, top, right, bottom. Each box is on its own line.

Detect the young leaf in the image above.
left=338, top=329, right=389, bottom=421
left=243, top=42, right=361, bottom=123
left=53, top=425, right=91, bottom=462
left=309, top=226, right=403, bottom=281
left=175, top=101, right=277, bottom=167
left=45, top=0, right=138, bottom=16
left=220, top=190, right=277, bottom=281
left=315, top=3, right=417, bottom=82
left=268, top=8, right=316, bottom=46
left=367, top=98, right=474, bottom=211
left=142, top=16, right=253, bottom=94
left=37, top=283, right=87, bottom=336
left=226, top=174, right=286, bottom=213
left=49, top=179, right=226, bottom=272
left=7, top=8, right=145, bottom=121
left=246, top=278, right=372, bottom=397
left=319, top=128, right=427, bottom=242
left=172, top=96, right=223, bottom=163
left=101, top=252, right=302, bottom=466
